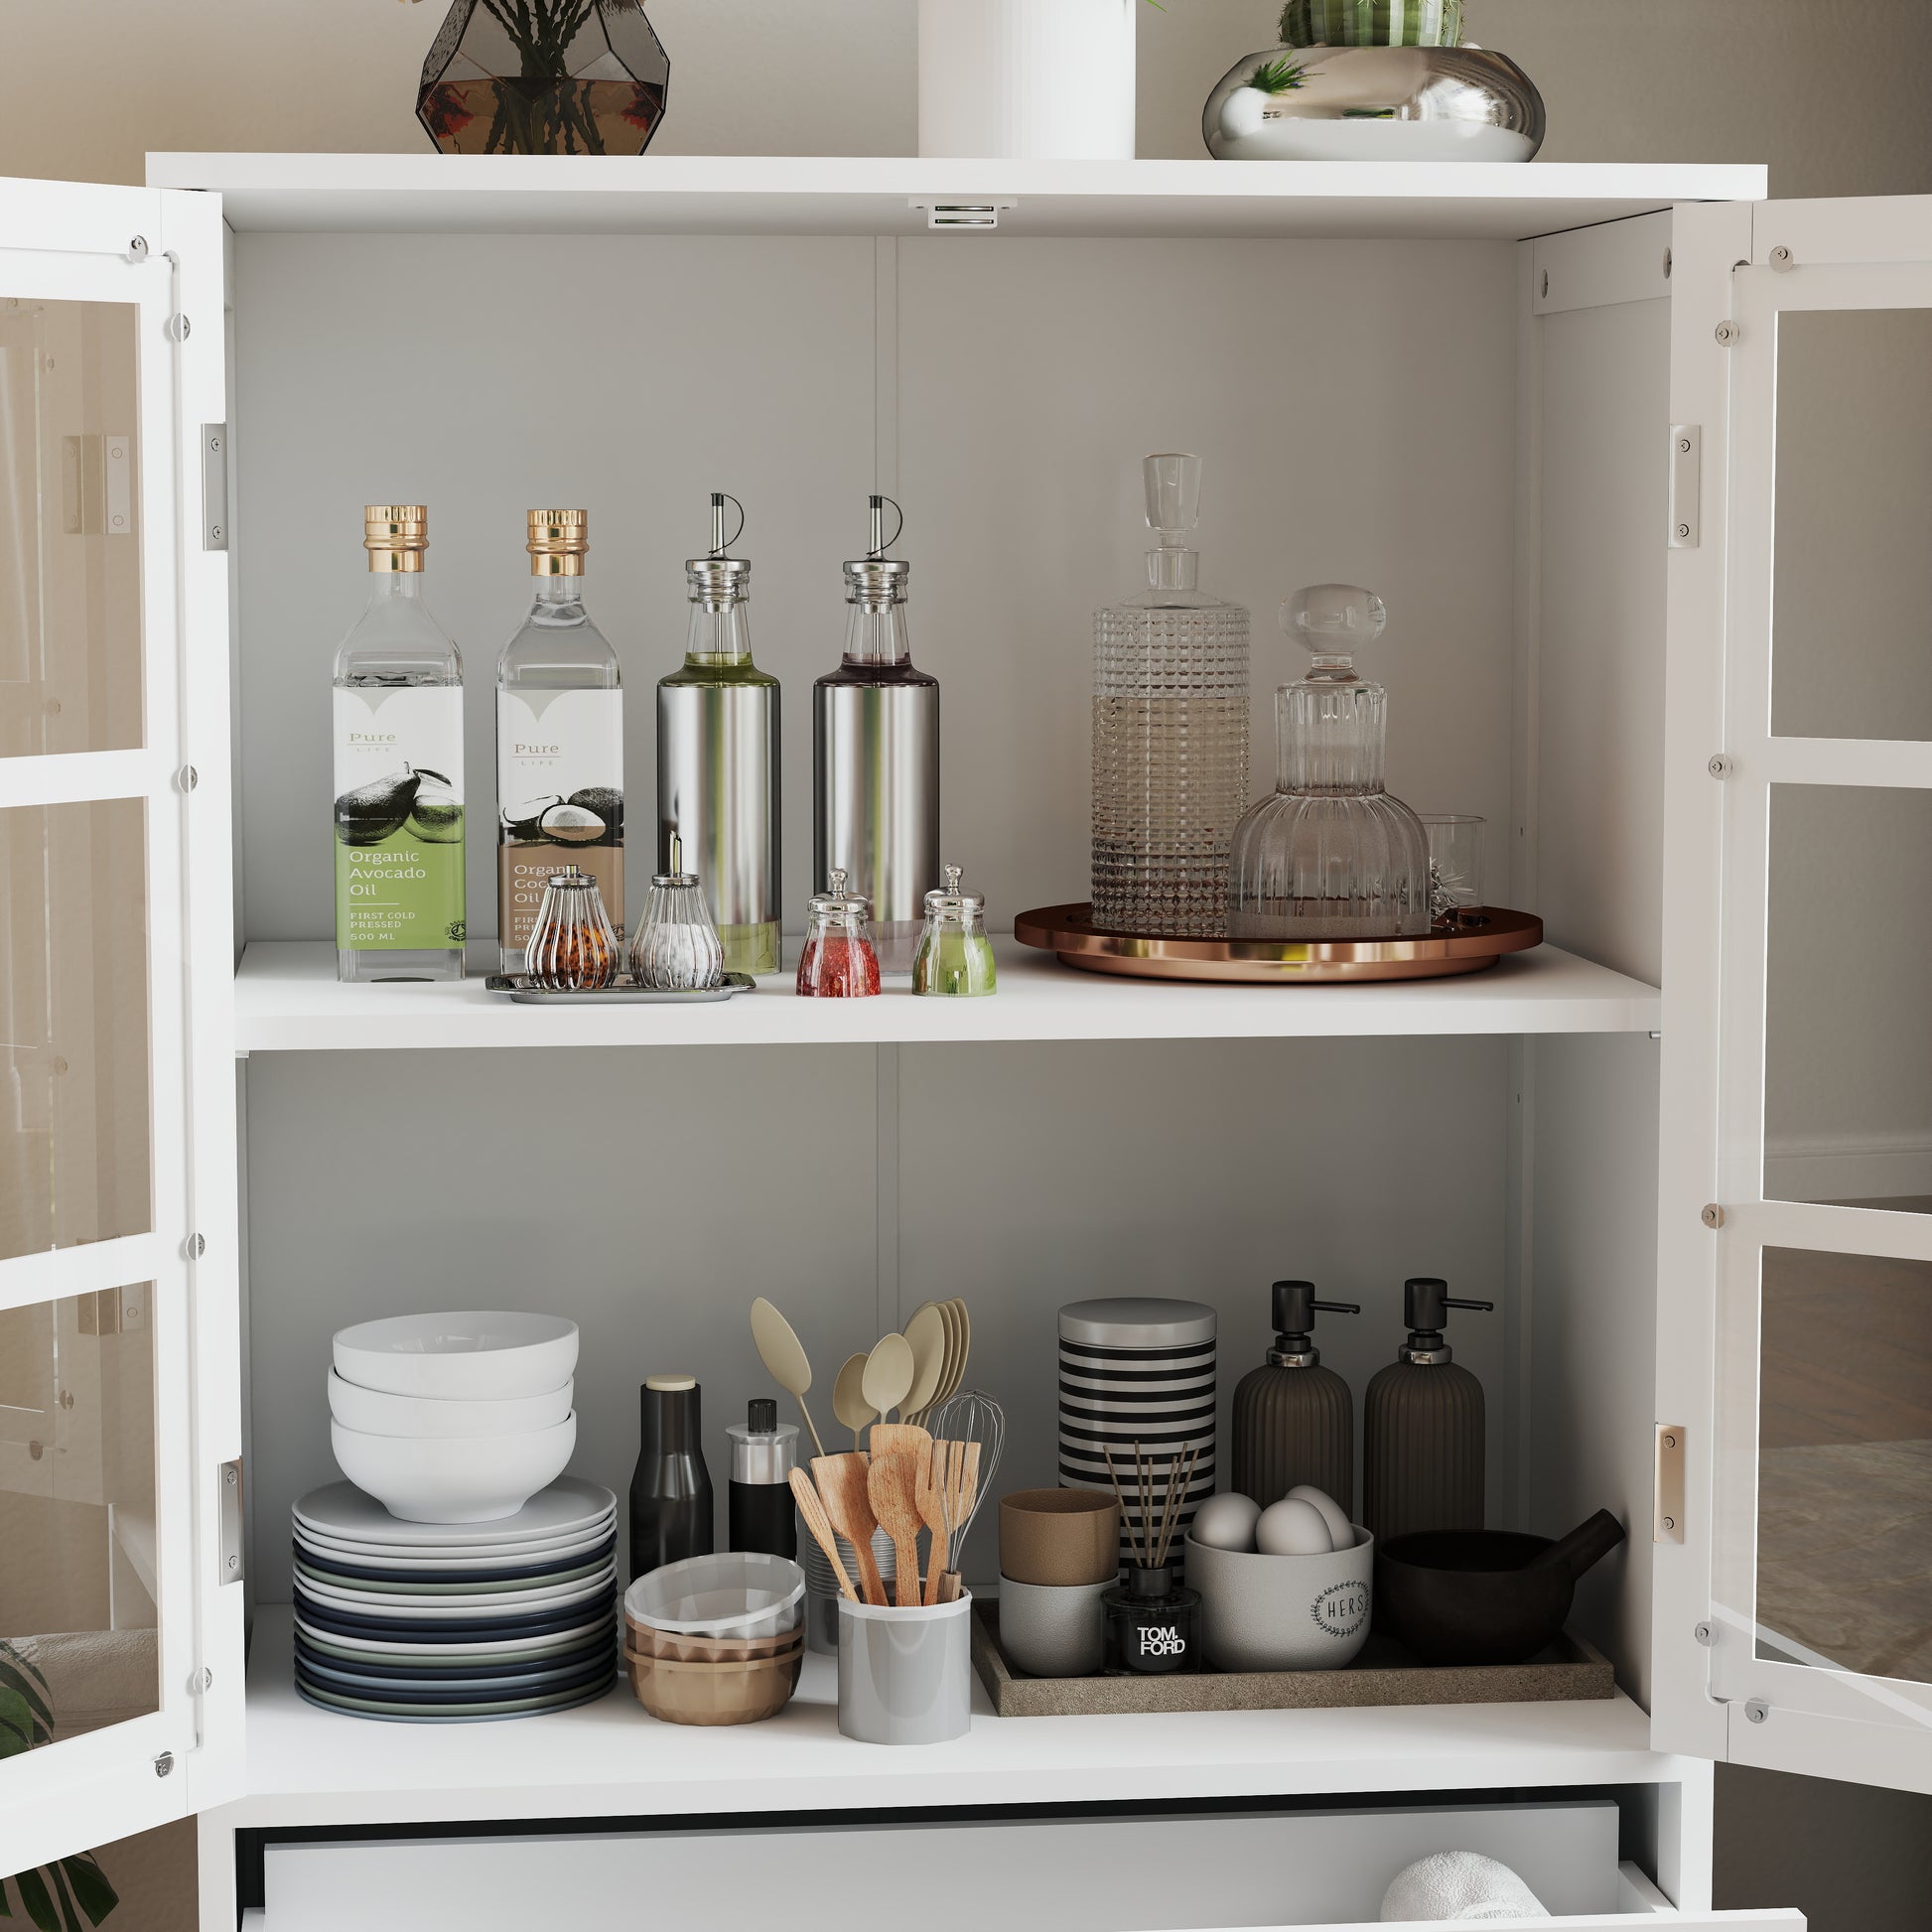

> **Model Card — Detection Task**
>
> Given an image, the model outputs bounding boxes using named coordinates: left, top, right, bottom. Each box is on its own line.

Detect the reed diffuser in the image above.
left=1099, top=1441, right=1203, bottom=1675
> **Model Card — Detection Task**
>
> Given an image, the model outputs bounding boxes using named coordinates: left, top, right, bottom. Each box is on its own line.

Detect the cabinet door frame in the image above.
left=1655, top=193, right=1932, bottom=1794
left=0, top=178, right=240, bottom=1875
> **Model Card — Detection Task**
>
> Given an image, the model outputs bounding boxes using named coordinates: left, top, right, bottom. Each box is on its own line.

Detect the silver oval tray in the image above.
left=483, top=973, right=759, bottom=1006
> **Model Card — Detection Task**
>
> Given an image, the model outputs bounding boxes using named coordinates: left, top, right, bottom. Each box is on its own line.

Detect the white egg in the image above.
left=1189, top=1491, right=1262, bottom=1553
left=1255, top=1497, right=1335, bottom=1558
left=1286, top=1484, right=1355, bottom=1551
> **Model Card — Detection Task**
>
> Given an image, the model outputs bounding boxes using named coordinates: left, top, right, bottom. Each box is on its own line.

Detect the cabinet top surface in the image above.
left=232, top=1604, right=1684, bottom=1828
left=144, top=155, right=1766, bottom=241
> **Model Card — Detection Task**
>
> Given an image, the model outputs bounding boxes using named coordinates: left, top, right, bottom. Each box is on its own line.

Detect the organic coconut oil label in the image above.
left=496, top=686, right=623, bottom=956
left=333, top=686, right=467, bottom=951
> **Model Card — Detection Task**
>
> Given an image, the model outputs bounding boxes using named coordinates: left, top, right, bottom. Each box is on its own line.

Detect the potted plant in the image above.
left=1, top=1642, right=119, bottom=1930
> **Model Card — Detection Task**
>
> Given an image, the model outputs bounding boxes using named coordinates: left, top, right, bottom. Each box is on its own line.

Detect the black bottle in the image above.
left=1361, top=1278, right=1494, bottom=1543
left=628, top=1373, right=714, bottom=1584
left=1231, top=1280, right=1360, bottom=1513
left=727, top=1397, right=798, bottom=1560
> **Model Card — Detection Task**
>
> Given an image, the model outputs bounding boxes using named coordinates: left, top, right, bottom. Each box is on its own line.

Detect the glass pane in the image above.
left=0, top=1284, right=160, bottom=1751
left=1771, top=308, right=1932, bottom=742
left=0, top=296, right=144, bottom=758
left=1763, top=784, right=1932, bottom=1212
left=1756, top=1245, right=1932, bottom=1682
left=0, top=800, right=150, bottom=1262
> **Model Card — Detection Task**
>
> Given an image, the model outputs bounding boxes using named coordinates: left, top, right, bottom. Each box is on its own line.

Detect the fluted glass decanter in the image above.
left=1229, top=585, right=1431, bottom=940
left=1092, top=455, right=1249, bottom=936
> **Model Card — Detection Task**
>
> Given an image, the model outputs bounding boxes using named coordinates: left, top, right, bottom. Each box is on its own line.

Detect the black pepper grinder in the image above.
left=628, top=1373, right=715, bottom=1584
left=1231, top=1280, right=1361, bottom=1513
left=727, top=1397, right=798, bottom=1560
left=1361, top=1278, right=1494, bottom=1543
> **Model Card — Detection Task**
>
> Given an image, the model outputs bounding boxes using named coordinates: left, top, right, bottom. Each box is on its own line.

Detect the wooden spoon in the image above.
left=789, top=1467, right=857, bottom=1603
left=812, top=1452, right=887, bottom=1606
left=901, top=1304, right=948, bottom=1426
left=868, top=1447, right=929, bottom=1610
left=832, top=1351, right=875, bottom=1451
left=750, top=1297, right=827, bottom=1458
left=861, top=1331, right=915, bottom=1425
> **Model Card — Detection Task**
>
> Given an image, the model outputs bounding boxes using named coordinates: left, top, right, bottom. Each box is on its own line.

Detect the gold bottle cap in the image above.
left=364, top=503, right=428, bottom=572
left=528, top=507, right=589, bottom=576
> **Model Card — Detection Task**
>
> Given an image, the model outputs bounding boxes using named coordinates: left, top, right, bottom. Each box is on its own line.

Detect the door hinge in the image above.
left=1745, top=1699, right=1770, bottom=1724
left=1768, top=244, right=1794, bottom=272
left=1707, top=756, right=1732, bottom=781
left=1694, top=1620, right=1715, bottom=1646
left=218, top=1458, right=244, bottom=1584
left=202, top=424, right=229, bottom=551
left=153, top=1751, right=174, bottom=1777
left=1654, top=1423, right=1686, bottom=1543
left=1702, top=1201, right=1725, bottom=1227
left=1715, top=320, right=1739, bottom=346
left=1669, top=426, right=1701, bottom=548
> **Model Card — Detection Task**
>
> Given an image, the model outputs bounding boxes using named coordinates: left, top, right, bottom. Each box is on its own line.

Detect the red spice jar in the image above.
left=796, top=869, right=882, bottom=998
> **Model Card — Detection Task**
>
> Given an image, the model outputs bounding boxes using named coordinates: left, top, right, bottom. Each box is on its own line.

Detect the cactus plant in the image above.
left=1280, top=0, right=1463, bottom=47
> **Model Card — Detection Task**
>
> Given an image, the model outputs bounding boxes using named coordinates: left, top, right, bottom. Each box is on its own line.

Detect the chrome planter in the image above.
left=1203, top=44, right=1545, bottom=163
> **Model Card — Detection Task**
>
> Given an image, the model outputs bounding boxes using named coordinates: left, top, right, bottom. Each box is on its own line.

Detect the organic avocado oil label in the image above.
left=333, top=686, right=467, bottom=951
left=496, top=686, right=623, bottom=957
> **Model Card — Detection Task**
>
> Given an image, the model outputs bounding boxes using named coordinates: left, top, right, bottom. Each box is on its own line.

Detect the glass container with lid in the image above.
left=912, top=864, right=997, bottom=998
left=1228, top=585, right=1431, bottom=940
left=629, top=832, right=725, bottom=991
left=524, top=864, right=619, bottom=989
left=796, top=868, right=882, bottom=999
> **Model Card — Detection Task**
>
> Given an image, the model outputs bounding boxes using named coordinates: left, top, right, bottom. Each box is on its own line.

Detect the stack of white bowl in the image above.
left=328, top=1312, right=580, bottom=1524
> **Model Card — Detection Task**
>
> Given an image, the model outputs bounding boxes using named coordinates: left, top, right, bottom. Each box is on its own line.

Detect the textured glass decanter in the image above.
left=1092, top=455, right=1250, bottom=936
left=1229, top=585, right=1431, bottom=940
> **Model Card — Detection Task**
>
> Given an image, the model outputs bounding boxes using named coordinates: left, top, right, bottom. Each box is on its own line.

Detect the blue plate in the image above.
left=293, top=1586, right=616, bottom=1643
left=296, top=1651, right=616, bottom=1702
left=294, top=1629, right=615, bottom=1684
left=294, top=1677, right=616, bottom=1724
left=291, top=1532, right=617, bottom=1587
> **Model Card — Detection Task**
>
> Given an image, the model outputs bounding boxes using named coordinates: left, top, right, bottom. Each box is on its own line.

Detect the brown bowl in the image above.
left=623, top=1617, right=802, bottom=1665
left=999, top=1488, right=1122, bottom=1587
left=621, top=1643, right=803, bottom=1725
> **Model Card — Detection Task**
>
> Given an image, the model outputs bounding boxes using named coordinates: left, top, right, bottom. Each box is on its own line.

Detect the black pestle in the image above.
left=1526, top=1508, right=1625, bottom=1578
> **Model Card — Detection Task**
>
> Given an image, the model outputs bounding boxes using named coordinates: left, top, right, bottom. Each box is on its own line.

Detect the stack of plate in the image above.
left=291, top=1476, right=620, bottom=1723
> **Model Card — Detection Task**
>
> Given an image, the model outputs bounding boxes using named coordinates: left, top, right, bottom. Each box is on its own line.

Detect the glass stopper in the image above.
left=1284, top=584, right=1387, bottom=680
left=1143, top=454, right=1202, bottom=545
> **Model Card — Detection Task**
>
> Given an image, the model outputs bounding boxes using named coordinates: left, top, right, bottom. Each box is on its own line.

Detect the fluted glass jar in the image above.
left=524, top=865, right=619, bottom=989
left=1229, top=585, right=1431, bottom=940
left=629, top=835, right=725, bottom=991
left=912, top=865, right=997, bottom=998
left=1092, top=455, right=1249, bottom=937
left=796, top=869, right=882, bottom=999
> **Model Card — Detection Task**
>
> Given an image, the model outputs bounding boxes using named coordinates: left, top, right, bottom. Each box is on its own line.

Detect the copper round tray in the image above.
left=1012, top=904, right=1544, bottom=984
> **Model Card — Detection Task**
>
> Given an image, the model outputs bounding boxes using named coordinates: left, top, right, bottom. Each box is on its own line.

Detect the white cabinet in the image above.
left=9, top=155, right=1931, bottom=1925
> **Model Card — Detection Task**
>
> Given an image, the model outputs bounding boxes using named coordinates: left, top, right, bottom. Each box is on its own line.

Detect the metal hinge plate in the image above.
left=202, top=424, right=228, bottom=551
left=1669, top=426, right=1701, bottom=548
left=1654, top=1423, right=1686, bottom=1543
left=908, top=199, right=1017, bottom=230
left=218, top=1458, right=244, bottom=1584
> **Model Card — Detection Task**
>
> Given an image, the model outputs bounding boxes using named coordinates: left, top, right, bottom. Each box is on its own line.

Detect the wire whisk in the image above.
left=926, top=1388, right=1005, bottom=1578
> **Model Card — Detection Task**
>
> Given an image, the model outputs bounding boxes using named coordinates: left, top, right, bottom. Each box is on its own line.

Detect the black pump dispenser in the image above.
left=1363, top=1278, right=1493, bottom=1541
left=1232, top=1280, right=1360, bottom=1512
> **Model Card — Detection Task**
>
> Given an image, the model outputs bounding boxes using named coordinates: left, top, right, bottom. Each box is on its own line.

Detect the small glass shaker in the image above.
left=629, top=833, right=725, bottom=991
left=912, top=864, right=997, bottom=998
left=796, top=868, right=881, bottom=998
left=524, top=866, right=619, bottom=990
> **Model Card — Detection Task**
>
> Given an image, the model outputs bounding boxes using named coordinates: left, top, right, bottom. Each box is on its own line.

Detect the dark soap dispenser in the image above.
left=1231, top=1280, right=1360, bottom=1512
left=1361, top=1278, right=1493, bottom=1543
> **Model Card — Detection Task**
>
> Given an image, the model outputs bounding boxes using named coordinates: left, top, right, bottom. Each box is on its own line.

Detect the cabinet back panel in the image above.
left=230, top=232, right=1518, bottom=943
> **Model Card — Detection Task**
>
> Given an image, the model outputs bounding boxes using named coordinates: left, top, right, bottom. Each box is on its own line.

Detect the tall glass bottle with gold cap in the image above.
left=656, top=492, right=781, bottom=977
left=333, top=504, right=466, bottom=983
left=496, top=509, right=624, bottom=969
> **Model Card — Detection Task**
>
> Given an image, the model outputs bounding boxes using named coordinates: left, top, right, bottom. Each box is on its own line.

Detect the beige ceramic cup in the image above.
left=999, top=1488, right=1122, bottom=1587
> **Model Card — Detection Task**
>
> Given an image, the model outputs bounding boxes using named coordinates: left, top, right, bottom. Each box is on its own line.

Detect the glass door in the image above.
left=0, top=181, right=239, bottom=1878
left=1661, top=197, right=1932, bottom=1794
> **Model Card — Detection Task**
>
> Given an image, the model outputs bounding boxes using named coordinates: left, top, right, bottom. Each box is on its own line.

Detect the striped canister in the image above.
left=1058, top=1298, right=1216, bottom=1568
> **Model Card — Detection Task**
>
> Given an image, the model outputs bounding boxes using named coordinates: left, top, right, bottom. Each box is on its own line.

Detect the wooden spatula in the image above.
left=868, top=1447, right=929, bottom=1610
left=789, top=1467, right=858, bottom=1603
left=812, top=1452, right=887, bottom=1606
left=868, top=1422, right=931, bottom=1467
left=936, top=1440, right=981, bottom=1604
left=915, top=1439, right=956, bottom=1606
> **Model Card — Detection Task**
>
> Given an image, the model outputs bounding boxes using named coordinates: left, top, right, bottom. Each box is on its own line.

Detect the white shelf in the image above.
left=146, top=154, right=1764, bottom=243
left=232, top=938, right=1660, bottom=1053
left=233, top=1604, right=1683, bottom=1830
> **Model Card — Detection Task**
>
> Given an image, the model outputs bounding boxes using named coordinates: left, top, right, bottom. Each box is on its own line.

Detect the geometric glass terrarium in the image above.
left=1227, top=584, right=1433, bottom=940
left=418, top=0, right=670, bottom=155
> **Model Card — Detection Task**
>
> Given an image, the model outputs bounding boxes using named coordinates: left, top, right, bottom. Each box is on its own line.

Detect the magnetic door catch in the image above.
left=1654, top=1423, right=1686, bottom=1543
left=218, top=1458, right=244, bottom=1584
left=1669, top=425, right=1700, bottom=548
left=909, top=199, right=1017, bottom=230
left=202, top=424, right=229, bottom=551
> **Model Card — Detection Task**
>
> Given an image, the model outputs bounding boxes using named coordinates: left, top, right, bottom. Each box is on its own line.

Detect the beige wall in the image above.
left=4, top=0, right=1932, bottom=195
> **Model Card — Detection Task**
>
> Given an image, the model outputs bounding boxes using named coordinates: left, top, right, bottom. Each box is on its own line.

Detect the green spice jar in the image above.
left=912, top=864, right=997, bottom=998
